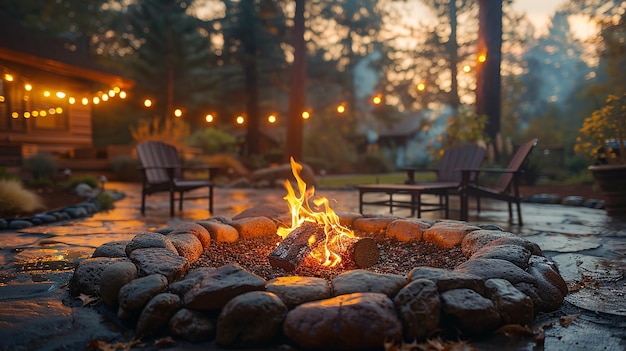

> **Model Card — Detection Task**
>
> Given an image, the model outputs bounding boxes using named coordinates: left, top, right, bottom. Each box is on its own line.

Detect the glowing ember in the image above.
left=278, top=157, right=355, bottom=267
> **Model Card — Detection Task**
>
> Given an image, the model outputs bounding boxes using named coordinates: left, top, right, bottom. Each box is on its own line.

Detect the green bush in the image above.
left=187, top=127, right=238, bottom=155
left=65, top=176, right=99, bottom=189
left=24, top=152, right=59, bottom=182
left=94, top=191, right=115, bottom=210
left=353, top=153, right=395, bottom=174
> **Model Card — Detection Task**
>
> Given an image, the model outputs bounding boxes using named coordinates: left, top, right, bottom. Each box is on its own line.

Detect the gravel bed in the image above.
left=193, top=230, right=467, bottom=281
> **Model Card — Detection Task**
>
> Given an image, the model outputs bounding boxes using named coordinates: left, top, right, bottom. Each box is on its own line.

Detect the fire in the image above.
left=278, top=157, right=355, bottom=267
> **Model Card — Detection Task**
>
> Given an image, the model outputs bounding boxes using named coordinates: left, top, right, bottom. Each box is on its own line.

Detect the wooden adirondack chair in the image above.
left=358, top=143, right=486, bottom=218
left=136, top=141, right=218, bottom=217
left=458, top=138, right=539, bottom=225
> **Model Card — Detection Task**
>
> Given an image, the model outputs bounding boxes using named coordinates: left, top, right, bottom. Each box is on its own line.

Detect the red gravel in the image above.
left=192, top=231, right=468, bottom=281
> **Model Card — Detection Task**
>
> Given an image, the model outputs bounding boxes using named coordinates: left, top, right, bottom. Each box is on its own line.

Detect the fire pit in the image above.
left=69, top=160, right=567, bottom=349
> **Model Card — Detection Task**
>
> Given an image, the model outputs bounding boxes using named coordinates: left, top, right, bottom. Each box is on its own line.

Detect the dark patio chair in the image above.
left=358, top=143, right=486, bottom=218
left=458, top=138, right=539, bottom=225
left=136, top=141, right=218, bottom=217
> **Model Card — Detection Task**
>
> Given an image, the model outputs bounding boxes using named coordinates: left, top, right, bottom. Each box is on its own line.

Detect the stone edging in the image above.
left=69, top=209, right=567, bottom=349
left=0, top=190, right=125, bottom=230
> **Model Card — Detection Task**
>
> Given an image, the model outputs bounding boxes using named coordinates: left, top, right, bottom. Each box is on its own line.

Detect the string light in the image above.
left=302, top=111, right=310, bottom=119
left=337, top=104, right=346, bottom=114
left=174, top=108, right=183, bottom=117
left=236, top=115, right=245, bottom=124
left=268, top=114, right=277, bottom=123
left=205, top=114, right=214, bottom=123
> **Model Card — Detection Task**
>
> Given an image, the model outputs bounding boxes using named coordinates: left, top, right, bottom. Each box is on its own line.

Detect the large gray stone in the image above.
left=526, top=255, right=568, bottom=311
left=408, top=266, right=485, bottom=294
left=169, top=308, right=215, bottom=342
left=423, top=221, right=480, bottom=249
left=331, top=269, right=407, bottom=297
left=170, top=222, right=212, bottom=249
left=266, top=276, right=331, bottom=308
left=167, top=233, right=203, bottom=264
left=100, top=261, right=138, bottom=307
left=485, top=278, right=534, bottom=325
left=129, top=247, right=189, bottom=283
left=197, top=220, right=239, bottom=243
left=393, top=279, right=441, bottom=340
left=125, top=232, right=178, bottom=257
left=470, top=244, right=532, bottom=269
left=136, top=293, right=181, bottom=336
left=216, top=291, right=288, bottom=348
left=183, top=264, right=266, bottom=310
left=283, top=292, right=402, bottom=350
left=461, top=230, right=517, bottom=257
left=455, top=258, right=536, bottom=286
left=68, top=257, right=125, bottom=296
left=440, top=288, right=501, bottom=334
left=117, top=274, right=169, bottom=317
left=92, top=240, right=130, bottom=258
left=230, top=216, right=277, bottom=239
left=385, top=219, right=430, bottom=242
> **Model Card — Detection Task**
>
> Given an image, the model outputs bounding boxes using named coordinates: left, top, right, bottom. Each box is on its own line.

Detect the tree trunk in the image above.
left=241, top=0, right=260, bottom=157
left=476, top=0, right=503, bottom=162
left=285, top=0, right=306, bottom=162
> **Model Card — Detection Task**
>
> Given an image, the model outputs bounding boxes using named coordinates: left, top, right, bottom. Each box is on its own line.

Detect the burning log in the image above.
left=268, top=222, right=379, bottom=271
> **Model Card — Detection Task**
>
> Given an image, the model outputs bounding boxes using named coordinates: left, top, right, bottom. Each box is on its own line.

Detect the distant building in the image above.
left=0, top=13, right=133, bottom=166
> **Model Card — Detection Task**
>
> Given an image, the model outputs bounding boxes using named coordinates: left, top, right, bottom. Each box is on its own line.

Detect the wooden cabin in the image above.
left=0, top=14, right=133, bottom=167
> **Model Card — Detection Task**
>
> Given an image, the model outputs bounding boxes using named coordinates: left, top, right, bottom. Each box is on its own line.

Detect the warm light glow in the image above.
left=24, top=112, right=30, bottom=118
left=236, top=115, right=245, bottom=124
left=372, top=95, right=382, bottom=105
left=101, top=94, right=109, bottom=102
left=69, top=97, right=76, bottom=104
left=119, top=91, right=127, bottom=99
left=48, top=108, right=56, bottom=114
left=56, top=107, right=63, bottom=114
left=174, top=108, right=183, bottom=117
left=0, top=96, right=4, bottom=102
left=417, top=83, right=426, bottom=91
left=463, top=65, right=471, bottom=73
left=93, top=97, right=100, bottom=104
left=56, top=91, right=66, bottom=99
left=108, top=89, right=115, bottom=97
left=40, top=110, right=47, bottom=117
left=205, top=114, right=214, bottom=123
left=302, top=111, right=310, bottom=119
left=43, top=91, right=51, bottom=97
left=11, top=112, right=18, bottom=118
left=82, top=97, right=89, bottom=105
left=24, top=84, right=32, bottom=91
left=278, top=158, right=355, bottom=267
left=4, top=74, right=13, bottom=81
left=143, top=99, right=152, bottom=108
left=113, top=86, right=121, bottom=93
left=32, top=111, right=39, bottom=117
left=478, top=53, right=487, bottom=63
left=268, top=114, right=277, bottom=123
left=337, top=105, right=346, bottom=114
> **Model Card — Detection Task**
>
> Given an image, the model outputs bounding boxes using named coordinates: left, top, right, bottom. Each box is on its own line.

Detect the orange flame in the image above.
left=278, top=157, right=355, bottom=267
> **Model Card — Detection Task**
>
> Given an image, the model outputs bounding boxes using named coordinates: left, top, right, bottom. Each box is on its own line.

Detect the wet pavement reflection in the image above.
left=1, top=182, right=625, bottom=350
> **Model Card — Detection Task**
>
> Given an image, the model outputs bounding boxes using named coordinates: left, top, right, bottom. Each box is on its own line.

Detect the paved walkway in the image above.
left=0, top=182, right=625, bottom=350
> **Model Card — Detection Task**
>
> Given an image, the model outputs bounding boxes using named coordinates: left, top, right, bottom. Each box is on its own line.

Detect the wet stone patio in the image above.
left=0, top=182, right=625, bottom=350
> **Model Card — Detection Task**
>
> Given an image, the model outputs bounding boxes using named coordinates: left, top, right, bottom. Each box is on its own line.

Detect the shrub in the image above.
left=64, top=176, right=99, bottom=189
left=24, top=152, right=59, bottom=182
left=187, top=127, right=238, bottom=154
left=110, top=156, right=142, bottom=182
left=94, top=191, right=115, bottom=210
left=0, top=167, right=20, bottom=182
left=0, top=179, right=44, bottom=214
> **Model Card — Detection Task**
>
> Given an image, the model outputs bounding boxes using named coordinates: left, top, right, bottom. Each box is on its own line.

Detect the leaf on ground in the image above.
left=86, top=338, right=139, bottom=351
left=153, top=336, right=176, bottom=347
left=77, top=293, right=99, bottom=306
left=559, top=314, right=581, bottom=327
left=384, top=337, right=477, bottom=351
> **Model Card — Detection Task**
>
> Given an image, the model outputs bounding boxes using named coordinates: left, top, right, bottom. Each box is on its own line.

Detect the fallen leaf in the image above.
left=559, top=314, right=580, bottom=327
left=86, top=338, right=139, bottom=351
left=77, top=293, right=99, bottom=306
